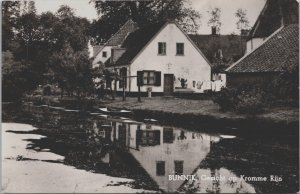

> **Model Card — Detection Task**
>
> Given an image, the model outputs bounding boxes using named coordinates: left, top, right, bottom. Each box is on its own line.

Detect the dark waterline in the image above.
left=2, top=103, right=299, bottom=193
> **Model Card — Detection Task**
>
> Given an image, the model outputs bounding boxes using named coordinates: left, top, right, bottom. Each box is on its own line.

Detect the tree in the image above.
left=235, top=8, right=249, bottom=30
left=14, top=11, right=41, bottom=61
left=90, top=0, right=201, bottom=43
left=50, top=43, right=93, bottom=97
left=2, top=51, right=38, bottom=101
left=207, top=7, right=222, bottom=34
left=52, top=5, right=91, bottom=52
left=2, top=1, right=21, bottom=51
left=21, top=1, right=36, bottom=14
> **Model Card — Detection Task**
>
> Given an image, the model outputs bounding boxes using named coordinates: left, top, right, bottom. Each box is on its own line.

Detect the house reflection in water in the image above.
left=92, top=120, right=221, bottom=192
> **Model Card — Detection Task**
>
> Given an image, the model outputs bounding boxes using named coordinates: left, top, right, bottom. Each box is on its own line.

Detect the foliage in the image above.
left=2, top=1, right=21, bottom=51
left=213, top=87, right=240, bottom=112
left=207, top=7, right=222, bottom=34
left=273, top=50, right=299, bottom=106
left=235, top=89, right=265, bottom=114
left=2, top=3, right=94, bottom=101
left=50, top=43, right=94, bottom=97
left=235, top=9, right=249, bottom=30
left=214, top=82, right=272, bottom=114
left=235, top=8, right=249, bottom=30
left=90, top=0, right=201, bottom=44
left=214, top=68, right=299, bottom=114
left=2, top=51, right=38, bottom=101
left=53, top=6, right=91, bottom=52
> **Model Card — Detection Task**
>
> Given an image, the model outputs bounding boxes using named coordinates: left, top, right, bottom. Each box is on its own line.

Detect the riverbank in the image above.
left=104, top=97, right=299, bottom=131
left=21, top=95, right=299, bottom=131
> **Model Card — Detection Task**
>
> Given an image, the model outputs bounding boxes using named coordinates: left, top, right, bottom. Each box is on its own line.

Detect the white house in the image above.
left=92, top=19, right=138, bottom=68
left=105, top=21, right=213, bottom=96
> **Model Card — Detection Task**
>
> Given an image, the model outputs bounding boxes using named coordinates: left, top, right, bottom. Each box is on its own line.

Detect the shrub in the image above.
left=213, top=87, right=239, bottom=111
left=235, top=90, right=265, bottom=114
left=213, top=84, right=266, bottom=114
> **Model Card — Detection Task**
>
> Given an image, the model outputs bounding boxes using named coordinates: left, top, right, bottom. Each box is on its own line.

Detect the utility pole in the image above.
left=137, top=75, right=141, bottom=102
left=113, top=77, right=117, bottom=100
left=122, top=76, right=126, bottom=101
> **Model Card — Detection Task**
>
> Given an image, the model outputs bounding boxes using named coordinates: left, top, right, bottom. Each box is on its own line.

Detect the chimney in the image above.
left=241, top=29, right=250, bottom=37
left=211, top=26, right=217, bottom=35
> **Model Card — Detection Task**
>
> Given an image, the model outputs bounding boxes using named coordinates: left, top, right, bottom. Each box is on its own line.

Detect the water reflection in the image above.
left=8, top=104, right=296, bottom=193
left=90, top=119, right=253, bottom=192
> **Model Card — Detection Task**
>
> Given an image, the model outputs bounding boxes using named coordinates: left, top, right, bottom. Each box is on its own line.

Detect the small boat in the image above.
left=220, top=135, right=236, bottom=139
left=64, top=109, right=80, bottom=112
left=98, top=107, right=132, bottom=116
left=144, top=118, right=158, bottom=122
left=90, top=112, right=102, bottom=115
left=98, top=114, right=108, bottom=118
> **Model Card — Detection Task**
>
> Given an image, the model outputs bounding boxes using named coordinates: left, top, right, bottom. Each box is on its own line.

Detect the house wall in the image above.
left=92, top=46, right=113, bottom=68
left=226, top=72, right=278, bottom=88
left=246, top=38, right=265, bottom=53
left=117, top=23, right=211, bottom=93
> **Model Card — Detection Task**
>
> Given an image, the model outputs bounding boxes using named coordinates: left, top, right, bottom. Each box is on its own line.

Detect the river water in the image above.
left=2, top=103, right=299, bottom=193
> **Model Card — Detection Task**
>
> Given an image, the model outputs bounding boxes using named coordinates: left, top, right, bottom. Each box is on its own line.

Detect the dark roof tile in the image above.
left=227, top=24, right=299, bottom=73
left=114, top=22, right=166, bottom=66
left=188, top=34, right=246, bottom=70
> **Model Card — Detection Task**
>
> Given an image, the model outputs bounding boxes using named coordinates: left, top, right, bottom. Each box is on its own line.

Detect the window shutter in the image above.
left=137, top=71, right=144, bottom=86
left=154, top=71, right=161, bottom=86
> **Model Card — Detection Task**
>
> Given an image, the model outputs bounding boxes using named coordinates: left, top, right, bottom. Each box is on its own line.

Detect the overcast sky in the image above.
left=35, top=0, right=268, bottom=35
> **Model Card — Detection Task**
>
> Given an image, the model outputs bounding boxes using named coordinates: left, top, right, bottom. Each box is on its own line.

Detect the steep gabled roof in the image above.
left=188, top=34, right=246, bottom=70
left=114, top=22, right=167, bottom=66
left=113, top=21, right=212, bottom=67
left=226, top=24, right=299, bottom=73
left=106, top=19, right=139, bottom=46
left=93, top=19, right=138, bottom=59
left=247, top=0, right=298, bottom=41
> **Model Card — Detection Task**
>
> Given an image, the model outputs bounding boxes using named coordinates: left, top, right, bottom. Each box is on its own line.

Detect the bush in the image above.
left=213, top=84, right=266, bottom=114
left=213, top=87, right=239, bottom=111
left=235, top=90, right=265, bottom=114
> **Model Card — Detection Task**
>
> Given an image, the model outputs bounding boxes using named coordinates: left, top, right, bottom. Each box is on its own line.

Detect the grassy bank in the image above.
left=22, top=95, right=299, bottom=131
left=104, top=97, right=299, bottom=130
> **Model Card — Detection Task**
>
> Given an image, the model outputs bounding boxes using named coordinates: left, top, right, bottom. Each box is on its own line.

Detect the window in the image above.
left=176, top=43, right=184, bottom=55
left=158, top=42, right=166, bottom=55
left=156, top=161, right=165, bottom=176
left=163, top=128, right=174, bottom=144
left=102, top=51, right=107, bottom=58
left=143, top=71, right=155, bottom=85
left=174, top=161, right=183, bottom=175
left=137, top=71, right=161, bottom=86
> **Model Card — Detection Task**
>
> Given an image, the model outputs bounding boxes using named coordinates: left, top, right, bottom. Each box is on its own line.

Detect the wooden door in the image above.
left=163, top=74, right=174, bottom=96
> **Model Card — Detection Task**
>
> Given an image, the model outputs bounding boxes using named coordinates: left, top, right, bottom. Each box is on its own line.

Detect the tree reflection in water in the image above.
left=4, top=104, right=297, bottom=193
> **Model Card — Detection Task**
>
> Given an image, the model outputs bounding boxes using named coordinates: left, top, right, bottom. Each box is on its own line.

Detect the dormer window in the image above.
left=158, top=42, right=166, bottom=55
left=102, top=51, right=107, bottom=58
left=176, top=43, right=184, bottom=55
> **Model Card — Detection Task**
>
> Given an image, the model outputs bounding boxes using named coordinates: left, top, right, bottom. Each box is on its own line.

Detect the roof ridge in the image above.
left=93, top=19, right=138, bottom=59
left=114, top=21, right=213, bottom=67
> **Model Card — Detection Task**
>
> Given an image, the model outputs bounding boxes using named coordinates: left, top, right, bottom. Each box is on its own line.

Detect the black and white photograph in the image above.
left=1, top=0, right=299, bottom=193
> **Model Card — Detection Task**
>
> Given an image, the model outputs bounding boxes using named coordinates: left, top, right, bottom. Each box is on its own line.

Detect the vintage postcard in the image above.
left=1, top=0, right=299, bottom=193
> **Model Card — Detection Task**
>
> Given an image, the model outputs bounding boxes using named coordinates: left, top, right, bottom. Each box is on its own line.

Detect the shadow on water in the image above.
left=2, top=103, right=299, bottom=193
